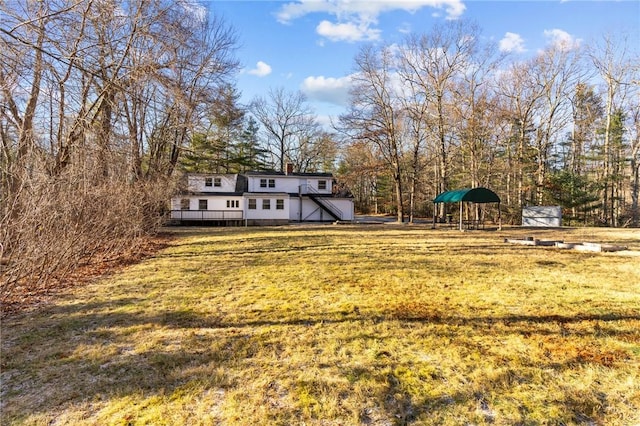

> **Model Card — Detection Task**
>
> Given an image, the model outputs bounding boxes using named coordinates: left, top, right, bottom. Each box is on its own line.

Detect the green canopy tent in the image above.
left=433, top=187, right=501, bottom=230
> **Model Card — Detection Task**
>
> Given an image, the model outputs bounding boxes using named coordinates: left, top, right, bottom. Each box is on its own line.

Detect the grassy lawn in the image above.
left=1, top=225, right=639, bottom=425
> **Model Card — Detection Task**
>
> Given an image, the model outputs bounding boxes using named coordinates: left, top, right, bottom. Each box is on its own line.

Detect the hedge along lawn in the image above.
left=1, top=226, right=639, bottom=425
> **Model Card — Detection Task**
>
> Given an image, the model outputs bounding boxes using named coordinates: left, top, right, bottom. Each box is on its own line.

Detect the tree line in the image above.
left=337, top=22, right=639, bottom=226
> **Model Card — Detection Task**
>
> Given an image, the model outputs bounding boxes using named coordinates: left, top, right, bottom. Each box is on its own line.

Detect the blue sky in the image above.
left=206, top=0, right=640, bottom=124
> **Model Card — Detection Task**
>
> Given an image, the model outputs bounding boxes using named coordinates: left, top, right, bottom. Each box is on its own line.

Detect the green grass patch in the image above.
left=2, top=225, right=639, bottom=425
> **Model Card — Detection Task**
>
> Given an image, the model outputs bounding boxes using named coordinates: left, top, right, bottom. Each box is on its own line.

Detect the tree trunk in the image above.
left=632, top=158, right=639, bottom=227
left=394, top=168, right=404, bottom=223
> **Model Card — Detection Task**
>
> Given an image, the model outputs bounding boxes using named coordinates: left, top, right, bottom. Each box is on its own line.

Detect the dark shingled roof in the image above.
left=243, top=170, right=333, bottom=178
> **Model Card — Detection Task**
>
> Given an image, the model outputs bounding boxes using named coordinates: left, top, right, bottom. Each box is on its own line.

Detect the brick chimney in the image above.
left=285, top=163, right=294, bottom=175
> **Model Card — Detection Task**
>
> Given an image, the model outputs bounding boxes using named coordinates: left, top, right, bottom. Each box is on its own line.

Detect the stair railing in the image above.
left=304, top=185, right=343, bottom=220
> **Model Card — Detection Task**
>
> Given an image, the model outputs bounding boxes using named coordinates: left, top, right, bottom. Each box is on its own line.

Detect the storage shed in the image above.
left=433, top=187, right=501, bottom=230
left=522, top=206, right=562, bottom=227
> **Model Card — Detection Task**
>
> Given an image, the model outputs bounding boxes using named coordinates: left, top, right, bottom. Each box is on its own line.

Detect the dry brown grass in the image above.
left=1, top=225, right=639, bottom=425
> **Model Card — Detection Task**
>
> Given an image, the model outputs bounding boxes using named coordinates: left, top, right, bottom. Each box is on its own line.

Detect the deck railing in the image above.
left=170, top=210, right=243, bottom=221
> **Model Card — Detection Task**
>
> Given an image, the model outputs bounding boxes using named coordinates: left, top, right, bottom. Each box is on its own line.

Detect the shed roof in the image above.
left=433, top=187, right=500, bottom=204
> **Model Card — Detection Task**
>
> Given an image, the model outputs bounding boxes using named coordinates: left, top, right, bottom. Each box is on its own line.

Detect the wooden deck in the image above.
left=168, top=210, right=244, bottom=226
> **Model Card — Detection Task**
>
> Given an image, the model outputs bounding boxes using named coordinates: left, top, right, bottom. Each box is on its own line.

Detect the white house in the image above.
left=169, top=167, right=354, bottom=225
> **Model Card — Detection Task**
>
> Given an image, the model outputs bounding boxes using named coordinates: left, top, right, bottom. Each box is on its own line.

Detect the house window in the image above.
left=180, top=199, right=190, bottom=210
left=248, top=199, right=257, bottom=210
left=214, top=177, right=221, bottom=187
left=262, top=199, right=271, bottom=209
left=318, top=180, right=327, bottom=190
left=205, top=177, right=212, bottom=187
left=260, top=178, right=276, bottom=188
left=198, top=199, right=208, bottom=210
left=227, top=200, right=239, bottom=208
left=276, top=199, right=284, bottom=210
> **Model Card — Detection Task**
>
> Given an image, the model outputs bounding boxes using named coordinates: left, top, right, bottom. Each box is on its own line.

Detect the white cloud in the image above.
left=179, top=0, right=207, bottom=23
left=277, top=0, right=465, bottom=22
left=544, top=29, right=581, bottom=51
left=315, top=113, right=337, bottom=130
left=247, top=61, right=272, bottom=77
left=499, top=32, right=526, bottom=53
left=277, top=0, right=466, bottom=43
left=398, top=22, right=412, bottom=34
left=316, top=20, right=381, bottom=42
left=301, top=75, right=353, bottom=106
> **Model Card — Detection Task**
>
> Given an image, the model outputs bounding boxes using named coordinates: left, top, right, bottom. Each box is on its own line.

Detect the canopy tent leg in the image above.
left=459, top=201, right=463, bottom=231
left=432, top=203, right=437, bottom=228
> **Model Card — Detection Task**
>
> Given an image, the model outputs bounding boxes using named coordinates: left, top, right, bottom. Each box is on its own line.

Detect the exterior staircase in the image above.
left=306, top=187, right=343, bottom=221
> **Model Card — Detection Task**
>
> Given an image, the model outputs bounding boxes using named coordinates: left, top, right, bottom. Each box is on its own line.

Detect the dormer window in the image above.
left=205, top=177, right=212, bottom=187
left=214, top=177, right=221, bottom=187
left=260, top=178, right=275, bottom=188
left=318, top=180, right=327, bottom=190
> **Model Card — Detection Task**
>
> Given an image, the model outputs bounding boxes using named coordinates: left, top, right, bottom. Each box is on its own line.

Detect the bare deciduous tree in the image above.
left=0, top=0, right=239, bottom=303
left=531, top=43, right=584, bottom=204
left=249, top=87, right=320, bottom=172
left=400, top=22, right=479, bottom=218
left=589, top=33, right=636, bottom=226
left=340, top=44, right=405, bottom=222
left=496, top=59, right=546, bottom=208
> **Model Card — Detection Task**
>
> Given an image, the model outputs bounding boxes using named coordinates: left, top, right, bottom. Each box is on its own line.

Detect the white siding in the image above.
left=303, top=178, right=332, bottom=194
left=292, top=197, right=324, bottom=222
left=171, top=197, right=185, bottom=211
left=192, top=196, right=243, bottom=210
left=188, top=174, right=237, bottom=193
left=246, top=175, right=332, bottom=194
left=292, top=198, right=352, bottom=222
left=170, top=195, right=243, bottom=220
left=329, top=199, right=354, bottom=220
left=291, top=198, right=325, bottom=221
left=244, top=194, right=290, bottom=221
